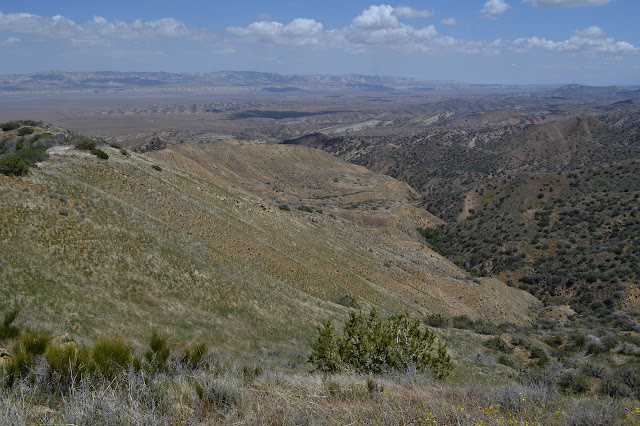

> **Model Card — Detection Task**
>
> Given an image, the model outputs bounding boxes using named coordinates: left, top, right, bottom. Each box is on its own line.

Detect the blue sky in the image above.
left=0, top=0, right=638, bottom=84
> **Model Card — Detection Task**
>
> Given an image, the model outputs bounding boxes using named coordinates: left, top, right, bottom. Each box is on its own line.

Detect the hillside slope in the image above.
left=0, top=140, right=537, bottom=358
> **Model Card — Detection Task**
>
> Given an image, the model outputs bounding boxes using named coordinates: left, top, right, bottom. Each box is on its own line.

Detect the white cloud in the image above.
left=1, top=36, right=21, bottom=46
left=228, top=18, right=326, bottom=46
left=228, top=5, right=504, bottom=55
left=573, top=26, right=605, bottom=38
left=392, top=7, right=434, bottom=18
left=0, top=11, right=212, bottom=42
left=482, top=0, right=511, bottom=17
left=441, top=17, right=457, bottom=26
left=523, top=0, right=613, bottom=7
left=512, top=27, right=639, bottom=55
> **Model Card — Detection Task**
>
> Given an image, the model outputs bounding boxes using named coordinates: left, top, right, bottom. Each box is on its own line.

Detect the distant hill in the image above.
left=533, top=84, right=640, bottom=103
left=0, top=71, right=554, bottom=96
left=286, top=112, right=640, bottom=320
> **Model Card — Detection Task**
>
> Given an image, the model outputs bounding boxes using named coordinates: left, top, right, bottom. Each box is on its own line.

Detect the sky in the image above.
left=0, top=0, right=638, bottom=85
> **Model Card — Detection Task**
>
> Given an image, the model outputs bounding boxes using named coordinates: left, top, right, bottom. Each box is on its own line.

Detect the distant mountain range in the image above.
left=0, top=70, right=560, bottom=96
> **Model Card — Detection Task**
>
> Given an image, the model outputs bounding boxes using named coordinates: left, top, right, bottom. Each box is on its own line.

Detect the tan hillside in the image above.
left=0, top=141, right=537, bottom=357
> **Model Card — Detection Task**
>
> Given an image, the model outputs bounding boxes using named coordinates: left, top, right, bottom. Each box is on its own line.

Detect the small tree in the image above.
left=310, top=310, right=453, bottom=379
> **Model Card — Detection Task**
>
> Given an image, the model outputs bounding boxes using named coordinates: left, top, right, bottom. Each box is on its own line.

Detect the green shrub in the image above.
left=278, top=204, right=291, bottom=211
left=483, top=337, right=513, bottom=354
left=74, top=138, right=96, bottom=151
left=45, top=343, right=89, bottom=383
left=309, top=320, right=342, bottom=374
left=152, top=164, right=162, bottom=171
left=310, top=310, right=453, bottom=378
left=0, top=155, right=30, bottom=176
left=297, top=205, right=314, bottom=213
left=3, top=331, right=52, bottom=387
left=145, top=329, right=171, bottom=373
left=90, top=148, right=109, bottom=159
left=425, top=313, right=449, bottom=328
left=181, top=342, right=208, bottom=370
left=120, top=148, right=130, bottom=156
left=15, top=145, right=48, bottom=163
left=92, top=336, right=132, bottom=378
left=0, top=308, right=20, bottom=339
left=529, top=346, right=549, bottom=367
left=1, top=122, right=20, bottom=131
left=558, top=371, right=589, bottom=394
left=17, top=127, right=34, bottom=136
left=20, top=330, right=51, bottom=356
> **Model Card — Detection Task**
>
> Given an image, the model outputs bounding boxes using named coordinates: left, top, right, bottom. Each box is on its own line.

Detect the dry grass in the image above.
left=2, top=366, right=638, bottom=425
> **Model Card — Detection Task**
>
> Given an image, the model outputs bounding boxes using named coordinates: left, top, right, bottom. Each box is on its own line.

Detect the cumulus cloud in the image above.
left=482, top=0, right=511, bottom=17
left=228, top=18, right=326, bottom=46
left=1, top=36, right=21, bottom=46
left=512, top=26, right=639, bottom=55
left=0, top=11, right=211, bottom=42
left=441, top=17, right=457, bottom=26
left=523, top=0, right=613, bottom=6
left=228, top=5, right=504, bottom=55
left=392, top=7, right=434, bottom=18
left=227, top=4, right=638, bottom=58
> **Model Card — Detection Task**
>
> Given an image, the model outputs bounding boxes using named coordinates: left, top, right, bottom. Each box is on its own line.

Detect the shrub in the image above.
left=425, top=313, right=449, bottom=328
left=144, top=329, right=171, bottom=373
left=45, top=343, right=88, bottom=384
left=558, top=371, right=589, bottom=394
left=529, top=346, right=550, bottom=367
left=90, top=148, right=109, bottom=160
left=0, top=308, right=20, bottom=339
left=92, top=336, right=132, bottom=378
left=278, top=204, right=291, bottom=211
left=74, top=138, right=96, bottom=151
left=310, top=310, right=453, bottom=378
left=120, top=148, right=130, bottom=156
left=1, top=122, right=21, bottom=131
left=483, top=337, right=513, bottom=354
left=151, top=164, right=162, bottom=171
left=181, top=342, right=208, bottom=370
left=15, top=145, right=48, bottom=163
left=20, top=330, right=51, bottom=356
left=336, top=295, right=359, bottom=309
left=17, top=127, right=34, bottom=136
left=309, top=320, right=342, bottom=374
left=0, top=155, right=30, bottom=176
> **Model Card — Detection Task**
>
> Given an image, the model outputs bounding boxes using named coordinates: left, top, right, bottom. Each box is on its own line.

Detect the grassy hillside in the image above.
left=0, top=131, right=536, bottom=362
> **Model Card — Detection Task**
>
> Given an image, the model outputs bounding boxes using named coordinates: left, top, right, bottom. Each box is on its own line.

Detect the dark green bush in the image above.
left=0, top=308, right=20, bottom=339
left=91, top=148, right=109, bottom=160
left=558, top=371, right=589, bottom=394
left=92, top=336, right=132, bottom=378
left=15, top=145, right=49, bottom=163
left=278, top=204, right=291, bottom=211
left=74, top=138, right=97, bottom=151
left=483, top=337, right=513, bottom=354
left=17, top=127, right=34, bottom=136
left=152, top=164, right=162, bottom=171
left=425, top=313, right=449, bottom=328
left=529, top=346, right=550, bottom=367
left=310, top=310, right=453, bottom=378
left=0, top=155, right=30, bottom=176
left=1, top=122, right=20, bottom=131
